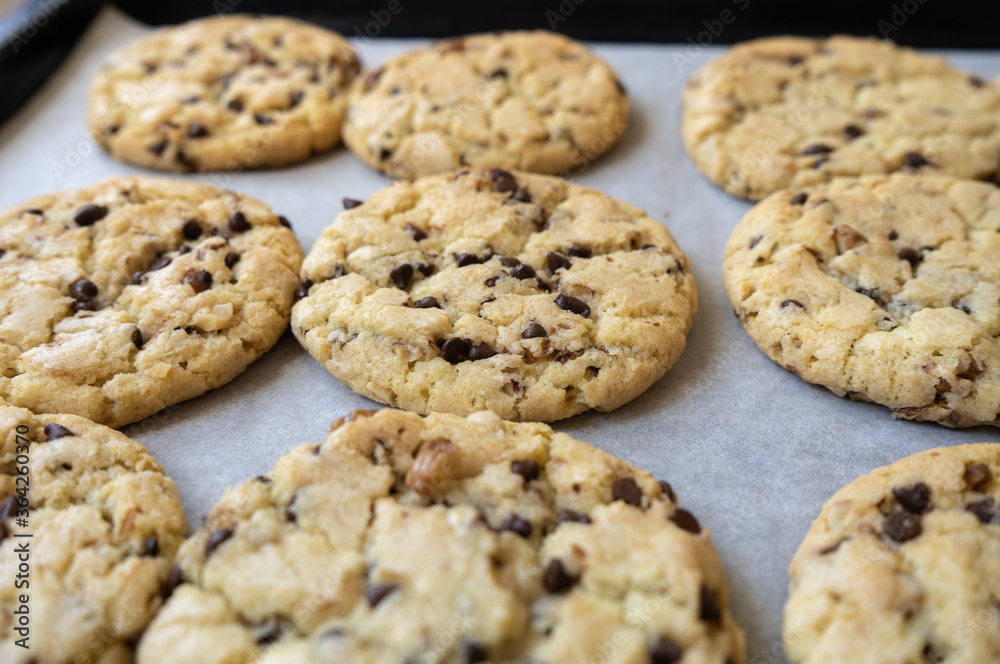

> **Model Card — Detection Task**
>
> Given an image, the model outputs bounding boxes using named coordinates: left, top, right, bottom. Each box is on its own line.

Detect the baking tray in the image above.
left=1, top=8, right=998, bottom=662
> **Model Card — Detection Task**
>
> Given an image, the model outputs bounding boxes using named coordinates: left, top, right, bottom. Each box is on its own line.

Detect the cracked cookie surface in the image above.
left=137, top=408, right=746, bottom=664
left=683, top=36, right=1000, bottom=201
left=785, top=443, right=1000, bottom=664
left=0, top=176, right=303, bottom=428
left=0, top=402, right=187, bottom=664
left=292, top=168, right=697, bottom=422
left=342, top=31, right=629, bottom=179
left=88, top=15, right=359, bottom=172
left=723, top=174, right=1000, bottom=428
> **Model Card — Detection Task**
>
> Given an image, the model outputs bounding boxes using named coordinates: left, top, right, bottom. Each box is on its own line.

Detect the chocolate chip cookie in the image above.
left=292, top=168, right=697, bottom=422
left=723, top=174, right=1000, bottom=428
left=0, top=402, right=187, bottom=664
left=683, top=36, right=1000, bottom=200
left=342, top=31, right=629, bottom=179
left=89, top=15, right=360, bottom=172
left=137, top=408, right=746, bottom=664
left=0, top=176, right=303, bottom=428
left=785, top=443, right=1000, bottom=664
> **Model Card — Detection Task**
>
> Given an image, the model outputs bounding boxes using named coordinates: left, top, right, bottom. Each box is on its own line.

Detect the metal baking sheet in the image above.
left=2, top=8, right=998, bottom=661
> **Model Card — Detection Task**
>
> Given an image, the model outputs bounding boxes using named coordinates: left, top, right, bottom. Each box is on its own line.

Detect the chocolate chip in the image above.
left=497, top=257, right=519, bottom=268
left=903, top=152, right=930, bottom=169
left=228, top=211, right=251, bottom=233
left=148, top=139, right=169, bottom=155
left=489, top=67, right=508, bottom=79
left=649, top=636, right=683, bottom=664
left=227, top=98, right=244, bottom=112
left=379, top=147, right=393, bottom=161
left=790, top=193, right=808, bottom=205
left=204, top=527, right=234, bottom=556
left=149, top=256, right=171, bottom=271
left=362, top=67, right=385, bottom=91
left=699, top=585, right=722, bottom=623
left=612, top=477, right=642, bottom=506
left=670, top=508, right=701, bottom=534
left=888, top=230, right=899, bottom=240
left=844, top=124, right=864, bottom=139
left=964, top=463, right=992, bottom=489
left=461, top=640, right=487, bottom=663
left=181, top=219, right=202, bottom=240
left=253, top=113, right=274, bottom=125
left=967, top=498, right=995, bottom=523
left=70, top=278, right=98, bottom=300
left=555, top=350, right=583, bottom=364
left=225, top=252, right=240, bottom=269
left=511, top=459, right=540, bottom=482
left=74, top=204, right=108, bottom=226
left=557, top=509, right=591, bottom=524
left=71, top=300, right=96, bottom=313
left=143, top=536, right=159, bottom=557
left=413, top=296, right=440, bottom=309
left=289, top=90, right=304, bottom=108
left=885, top=511, right=922, bottom=543
left=405, top=223, right=427, bottom=241
left=390, top=264, right=413, bottom=290
left=568, top=243, right=592, bottom=258
left=555, top=293, right=590, bottom=318
left=131, top=271, right=145, bottom=285
left=548, top=252, right=572, bottom=272
left=490, top=168, right=518, bottom=193
left=788, top=54, right=805, bottom=65
left=454, top=252, right=483, bottom=267
left=893, top=482, right=932, bottom=514
left=132, top=328, right=144, bottom=349
left=365, top=583, right=398, bottom=608
left=749, top=235, right=763, bottom=249
left=781, top=299, right=805, bottom=309
left=812, top=157, right=830, bottom=169
left=499, top=513, right=532, bottom=538
left=278, top=216, right=292, bottom=228
left=801, top=144, right=834, bottom=155
left=510, top=263, right=536, bottom=280
left=897, top=247, right=920, bottom=266
left=542, top=558, right=578, bottom=593
left=187, top=123, right=209, bottom=138
left=513, top=187, right=532, bottom=203
left=44, top=423, right=74, bottom=441
left=485, top=275, right=498, bottom=287
left=658, top=481, right=676, bottom=502
left=178, top=245, right=192, bottom=255
left=468, top=343, right=496, bottom=361
left=819, top=538, right=847, bottom=555
left=182, top=269, right=213, bottom=294
left=417, top=263, right=434, bottom=276
left=342, top=198, right=363, bottom=209
left=294, top=278, right=313, bottom=301
left=522, top=322, right=547, bottom=339
left=441, top=338, right=470, bottom=364
left=969, top=75, right=986, bottom=88
left=163, top=565, right=185, bottom=599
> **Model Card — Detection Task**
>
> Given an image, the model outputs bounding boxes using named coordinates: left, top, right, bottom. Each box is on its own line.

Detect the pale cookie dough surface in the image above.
left=0, top=176, right=303, bottom=428
left=683, top=35, right=1000, bottom=201
left=0, top=403, right=187, bottom=664
left=723, top=174, right=1000, bottom=428
left=137, top=408, right=746, bottom=664
left=342, top=31, right=629, bottom=179
left=88, top=15, right=360, bottom=172
left=784, top=443, right=1000, bottom=664
left=292, top=168, right=697, bottom=422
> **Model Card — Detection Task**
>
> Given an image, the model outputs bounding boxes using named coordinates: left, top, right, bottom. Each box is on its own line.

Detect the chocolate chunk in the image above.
left=555, top=293, right=591, bottom=318
left=132, top=328, right=144, bottom=349
left=490, top=168, right=518, bottom=193
left=253, top=113, right=274, bottom=125
left=555, top=350, right=583, bottom=364
left=903, top=152, right=930, bottom=169
left=148, top=139, right=169, bottom=155
left=454, top=252, right=483, bottom=267
left=228, top=211, right=251, bottom=233
left=225, top=252, right=240, bottom=269
left=568, top=243, right=592, bottom=258
left=342, top=197, right=363, bottom=209
left=468, top=343, right=497, bottom=361
left=498, top=257, right=520, bottom=268
left=181, top=219, right=202, bottom=240
left=658, top=480, right=676, bottom=502
left=967, top=498, right=995, bottom=523
left=143, top=536, right=159, bottom=557
left=499, top=513, right=532, bottom=538
left=365, top=583, right=398, bottom=608
left=699, top=585, right=722, bottom=623
left=548, top=251, right=572, bottom=272
left=44, top=423, right=75, bottom=441
left=801, top=144, right=834, bottom=155
left=294, top=278, right=313, bottom=301
left=649, top=636, right=683, bottom=664
left=464, top=640, right=488, bottom=663
left=204, top=527, right=234, bottom=556
left=964, top=463, right=993, bottom=489
left=897, top=247, right=920, bottom=266
left=844, top=124, right=864, bottom=139
left=511, top=459, right=540, bottom=482
left=182, top=269, right=213, bottom=294
left=405, top=223, right=427, bottom=241
left=790, top=193, right=808, bottom=205
left=893, top=482, right=931, bottom=514
left=670, top=508, right=701, bottom=534
left=149, top=256, right=171, bottom=271
left=390, top=264, right=413, bottom=290
left=781, top=299, right=805, bottom=309
left=70, top=278, right=98, bottom=300
left=187, top=123, right=209, bottom=138
left=542, top=558, right=578, bottom=593
left=557, top=509, right=591, bottom=524
left=885, top=511, right=922, bottom=543
left=522, top=322, right=547, bottom=339
left=441, top=338, right=470, bottom=364
left=413, top=296, right=440, bottom=309
left=278, top=216, right=292, bottom=228
left=74, top=204, right=108, bottom=226
left=612, top=477, right=642, bottom=506
left=226, top=98, right=244, bottom=112
left=510, top=263, right=536, bottom=280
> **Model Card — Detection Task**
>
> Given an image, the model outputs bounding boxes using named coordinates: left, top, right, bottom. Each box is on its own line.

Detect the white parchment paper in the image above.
left=1, top=8, right=998, bottom=661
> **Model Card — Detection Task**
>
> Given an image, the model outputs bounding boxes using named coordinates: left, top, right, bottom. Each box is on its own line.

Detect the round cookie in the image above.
left=683, top=35, right=1000, bottom=201
left=88, top=15, right=360, bottom=172
left=292, top=168, right=697, bottom=422
left=342, top=31, right=629, bottom=179
left=0, top=402, right=187, bottom=664
left=0, top=176, right=303, bottom=428
left=137, top=408, right=746, bottom=664
left=784, top=443, right=1000, bottom=664
left=723, top=174, right=1000, bottom=428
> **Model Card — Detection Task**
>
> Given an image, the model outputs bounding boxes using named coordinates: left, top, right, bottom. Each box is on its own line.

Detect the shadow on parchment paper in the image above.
left=561, top=99, right=651, bottom=183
